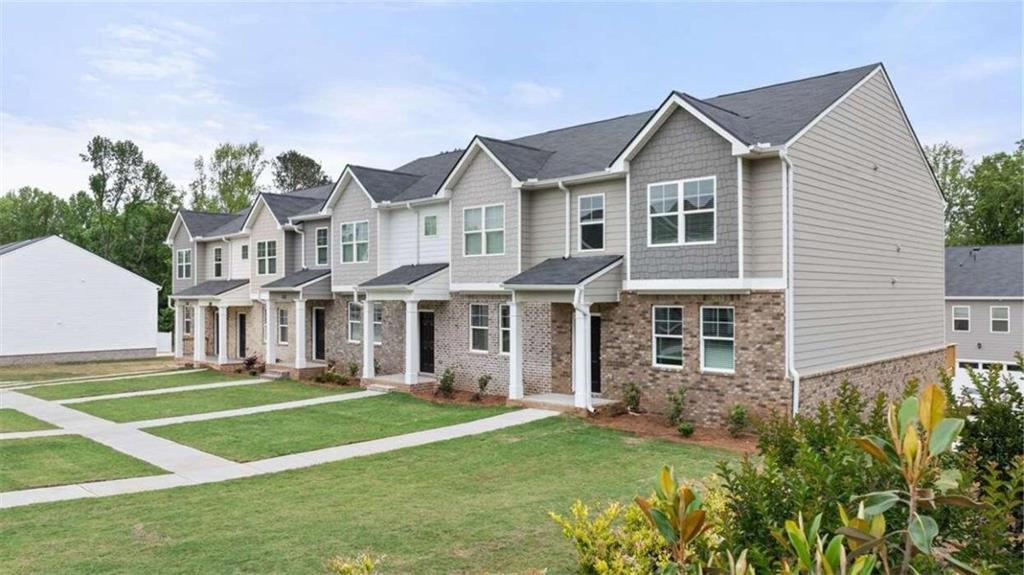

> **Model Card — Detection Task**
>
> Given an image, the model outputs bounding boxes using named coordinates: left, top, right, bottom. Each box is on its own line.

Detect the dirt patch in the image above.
left=588, top=411, right=757, bottom=454
left=412, top=389, right=508, bottom=407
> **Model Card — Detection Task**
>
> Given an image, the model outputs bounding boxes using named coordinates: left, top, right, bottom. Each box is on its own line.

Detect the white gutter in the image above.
left=560, top=181, right=571, bottom=258
left=572, top=286, right=594, bottom=413
left=780, top=148, right=800, bottom=416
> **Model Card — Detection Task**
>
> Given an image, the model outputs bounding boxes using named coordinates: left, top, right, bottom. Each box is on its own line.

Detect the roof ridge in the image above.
left=677, top=92, right=749, bottom=118
left=510, top=110, right=656, bottom=142
left=350, top=164, right=424, bottom=178
left=477, top=135, right=553, bottom=154
left=709, top=62, right=881, bottom=99
left=180, top=209, right=236, bottom=216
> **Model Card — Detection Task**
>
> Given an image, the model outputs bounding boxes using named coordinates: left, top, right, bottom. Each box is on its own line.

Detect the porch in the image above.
left=261, top=269, right=333, bottom=374
left=361, top=373, right=438, bottom=393
left=509, top=393, right=622, bottom=415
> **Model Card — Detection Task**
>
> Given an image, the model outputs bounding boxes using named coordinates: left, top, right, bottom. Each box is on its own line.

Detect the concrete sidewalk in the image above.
left=3, top=369, right=205, bottom=390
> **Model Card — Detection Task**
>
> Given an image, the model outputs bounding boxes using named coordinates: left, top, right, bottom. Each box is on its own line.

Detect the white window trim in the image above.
left=347, top=301, right=362, bottom=344
left=373, top=302, right=383, bottom=347
left=423, top=214, right=438, bottom=237
left=340, top=220, right=370, bottom=264
left=469, top=303, right=490, bottom=353
left=989, top=305, right=1010, bottom=334
left=951, top=305, right=971, bottom=333
left=176, top=248, right=192, bottom=279
left=700, top=305, right=735, bottom=374
left=651, top=305, right=684, bottom=369
left=646, top=176, right=717, bottom=247
left=278, top=307, right=289, bottom=345
left=213, top=247, right=223, bottom=278
left=241, top=244, right=249, bottom=260
left=314, top=226, right=330, bottom=267
left=577, top=193, right=606, bottom=252
left=182, top=306, right=193, bottom=335
left=462, top=203, right=505, bottom=257
left=499, top=304, right=511, bottom=355
left=256, top=240, right=278, bottom=276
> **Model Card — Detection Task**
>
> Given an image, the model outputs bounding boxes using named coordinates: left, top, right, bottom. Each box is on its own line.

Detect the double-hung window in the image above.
left=701, top=307, right=735, bottom=372
left=241, top=244, right=249, bottom=260
left=648, top=177, right=716, bottom=245
left=464, top=205, right=504, bottom=256
left=348, top=302, right=362, bottom=343
left=424, top=215, right=438, bottom=237
left=499, top=304, right=511, bottom=354
left=470, top=304, right=489, bottom=352
left=652, top=306, right=683, bottom=367
left=373, top=303, right=383, bottom=344
left=256, top=240, right=277, bottom=275
left=278, top=308, right=289, bottom=344
left=315, top=227, right=329, bottom=266
left=990, top=306, right=1009, bottom=333
left=952, top=306, right=970, bottom=332
left=182, top=306, right=193, bottom=335
left=213, top=247, right=223, bottom=278
left=578, top=194, right=605, bottom=251
left=176, top=249, right=192, bottom=279
left=341, top=221, right=369, bottom=263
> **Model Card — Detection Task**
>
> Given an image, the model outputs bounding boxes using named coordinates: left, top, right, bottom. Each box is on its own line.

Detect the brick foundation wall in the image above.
left=798, top=347, right=947, bottom=413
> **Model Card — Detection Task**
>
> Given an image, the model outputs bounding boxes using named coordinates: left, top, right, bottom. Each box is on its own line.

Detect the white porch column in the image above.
left=193, top=302, right=205, bottom=363
left=174, top=303, right=184, bottom=358
left=404, top=299, right=419, bottom=385
left=508, top=298, right=524, bottom=400
left=294, top=299, right=307, bottom=369
left=217, top=305, right=228, bottom=365
left=265, top=299, right=277, bottom=365
left=362, top=299, right=375, bottom=379
left=572, top=302, right=592, bottom=409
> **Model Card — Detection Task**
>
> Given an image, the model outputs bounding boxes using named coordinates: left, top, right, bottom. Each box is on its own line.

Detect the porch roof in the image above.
left=360, top=263, right=448, bottom=288
left=173, top=279, right=249, bottom=298
left=263, top=268, right=331, bottom=290
left=503, top=255, right=622, bottom=288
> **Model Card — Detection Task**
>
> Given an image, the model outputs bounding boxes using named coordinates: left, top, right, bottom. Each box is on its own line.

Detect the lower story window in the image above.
left=470, top=304, right=489, bottom=352
left=278, top=308, right=289, bottom=344
left=701, top=307, right=735, bottom=372
left=652, top=306, right=683, bottom=367
left=182, top=306, right=193, bottom=335
left=348, top=302, right=362, bottom=343
left=373, top=303, right=383, bottom=344
left=500, top=304, right=511, bottom=354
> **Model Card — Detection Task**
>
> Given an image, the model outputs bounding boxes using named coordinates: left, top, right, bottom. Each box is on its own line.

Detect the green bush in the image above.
left=665, top=385, right=687, bottom=426
left=435, top=367, right=455, bottom=398
left=958, top=353, right=1024, bottom=475
left=549, top=500, right=669, bottom=575
left=474, top=373, right=492, bottom=401
left=347, top=362, right=359, bottom=377
left=323, top=551, right=383, bottom=575
left=677, top=421, right=694, bottom=437
left=726, top=405, right=747, bottom=437
left=624, top=382, right=641, bottom=412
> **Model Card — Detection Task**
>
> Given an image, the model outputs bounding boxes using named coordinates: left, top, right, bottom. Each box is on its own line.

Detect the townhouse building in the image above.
left=167, top=63, right=946, bottom=423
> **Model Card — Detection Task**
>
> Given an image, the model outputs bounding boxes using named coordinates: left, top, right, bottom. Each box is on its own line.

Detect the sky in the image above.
left=1, top=2, right=1020, bottom=199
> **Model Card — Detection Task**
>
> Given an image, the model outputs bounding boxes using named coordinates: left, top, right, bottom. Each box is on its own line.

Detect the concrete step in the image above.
left=261, top=370, right=291, bottom=380
left=365, top=384, right=396, bottom=393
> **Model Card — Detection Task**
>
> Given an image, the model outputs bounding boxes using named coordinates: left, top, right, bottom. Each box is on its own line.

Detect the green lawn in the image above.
left=0, top=417, right=735, bottom=574
left=0, top=358, right=177, bottom=384
left=0, top=409, right=57, bottom=433
left=70, top=382, right=356, bottom=423
left=23, top=370, right=246, bottom=401
left=0, top=436, right=164, bottom=492
left=148, top=394, right=512, bottom=461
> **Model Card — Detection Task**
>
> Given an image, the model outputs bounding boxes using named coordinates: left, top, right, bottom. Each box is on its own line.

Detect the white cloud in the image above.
left=0, top=113, right=93, bottom=197
left=507, top=82, right=563, bottom=108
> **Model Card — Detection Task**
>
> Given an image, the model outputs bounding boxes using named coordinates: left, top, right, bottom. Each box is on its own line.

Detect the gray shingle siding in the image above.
left=331, top=181, right=377, bottom=288
left=449, top=151, right=520, bottom=285
left=171, top=225, right=196, bottom=294
left=629, top=108, right=739, bottom=280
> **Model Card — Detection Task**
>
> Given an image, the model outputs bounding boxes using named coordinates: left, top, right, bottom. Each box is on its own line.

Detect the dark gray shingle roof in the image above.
left=349, top=166, right=422, bottom=203
left=261, top=193, right=324, bottom=224
left=179, top=210, right=239, bottom=238
left=262, top=268, right=331, bottom=290
left=477, top=137, right=554, bottom=181
left=360, top=263, right=449, bottom=287
left=174, top=279, right=248, bottom=297
left=946, top=245, right=1024, bottom=298
left=0, top=236, right=47, bottom=256
left=504, top=255, right=622, bottom=286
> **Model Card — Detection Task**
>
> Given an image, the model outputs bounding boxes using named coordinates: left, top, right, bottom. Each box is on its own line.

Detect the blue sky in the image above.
left=1, top=2, right=1020, bottom=198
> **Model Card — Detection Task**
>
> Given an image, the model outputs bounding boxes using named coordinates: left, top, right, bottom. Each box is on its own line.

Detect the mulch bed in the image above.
left=412, top=389, right=508, bottom=407
left=588, top=411, right=758, bottom=454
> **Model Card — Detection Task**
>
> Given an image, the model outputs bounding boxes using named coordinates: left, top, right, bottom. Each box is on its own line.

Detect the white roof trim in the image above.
left=165, top=211, right=193, bottom=245
left=783, top=65, right=882, bottom=147
left=240, top=195, right=283, bottom=232
left=321, top=166, right=377, bottom=212
left=437, top=138, right=521, bottom=197
left=610, top=92, right=749, bottom=171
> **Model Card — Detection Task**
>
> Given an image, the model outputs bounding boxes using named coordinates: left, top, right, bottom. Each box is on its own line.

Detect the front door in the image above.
left=419, top=311, right=435, bottom=374
left=590, top=316, right=602, bottom=393
left=313, top=307, right=326, bottom=361
left=238, top=313, right=247, bottom=357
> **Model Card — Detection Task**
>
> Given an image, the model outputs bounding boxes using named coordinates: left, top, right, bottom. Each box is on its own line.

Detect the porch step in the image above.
left=361, top=375, right=437, bottom=394
left=365, top=384, right=396, bottom=393
left=261, top=369, right=291, bottom=381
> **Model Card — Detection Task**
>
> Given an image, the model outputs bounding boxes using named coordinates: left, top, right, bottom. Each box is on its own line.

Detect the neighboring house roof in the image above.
left=179, top=210, right=240, bottom=238
left=174, top=279, right=249, bottom=297
left=359, top=263, right=449, bottom=288
left=946, top=245, right=1024, bottom=298
left=504, top=255, right=623, bottom=286
left=0, top=236, right=47, bottom=257
left=262, top=268, right=332, bottom=290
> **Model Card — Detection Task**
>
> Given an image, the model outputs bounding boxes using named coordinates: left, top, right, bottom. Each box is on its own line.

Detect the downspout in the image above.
left=780, top=148, right=800, bottom=416
left=572, top=286, right=594, bottom=412
left=560, top=181, right=571, bottom=258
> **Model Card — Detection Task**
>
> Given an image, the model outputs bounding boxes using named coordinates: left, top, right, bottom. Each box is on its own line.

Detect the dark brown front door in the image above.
left=313, top=308, right=326, bottom=361
left=419, top=311, right=435, bottom=374
left=238, top=313, right=247, bottom=357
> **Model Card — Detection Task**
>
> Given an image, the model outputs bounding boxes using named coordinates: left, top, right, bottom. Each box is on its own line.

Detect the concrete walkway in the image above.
left=3, top=369, right=205, bottom=391
left=0, top=407, right=557, bottom=509
left=56, top=378, right=266, bottom=404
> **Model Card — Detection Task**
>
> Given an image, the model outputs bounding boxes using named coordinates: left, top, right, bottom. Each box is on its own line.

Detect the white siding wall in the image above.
left=0, top=237, right=157, bottom=356
left=417, top=203, right=449, bottom=264
left=382, top=208, right=418, bottom=270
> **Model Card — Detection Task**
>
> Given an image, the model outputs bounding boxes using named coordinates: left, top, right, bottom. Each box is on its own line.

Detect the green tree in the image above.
left=958, top=141, right=1024, bottom=245
left=190, top=141, right=266, bottom=212
left=271, top=150, right=331, bottom=192
left=924, top=142, right=971, bottom=241
left=0, top=187, right=69, bottom=244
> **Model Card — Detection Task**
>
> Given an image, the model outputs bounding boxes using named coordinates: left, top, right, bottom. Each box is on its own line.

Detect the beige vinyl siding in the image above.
left=521, top=188, right=564, bottom=268
left=744, top=158, right=783, bottom=277
left=331, top=181, right=377, bottom=288
left=200, top=242, right=228, bottom=281
left=946, top=300, right=1023, bottom=363
left=381, top=208, right=418, bottom=270
left=789, top=71, right=945, bottom=375
left=302, top=217, right=332, bottom=269
left=449, top=151, right=519, bottom=284
left=171, top=226, right=196, bottom=293
left=285, top=230, right=302, bottom=273
left=570, top=179, right=627, bottom=257
left=249, top=204, right=285, bottom=293
left=583, top=266, right=623, bottom=304
left=230, top=238, right=247, bottom=280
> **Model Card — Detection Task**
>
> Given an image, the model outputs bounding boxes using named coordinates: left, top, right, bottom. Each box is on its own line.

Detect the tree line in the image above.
left=1, top=137, right=1020, bottom=330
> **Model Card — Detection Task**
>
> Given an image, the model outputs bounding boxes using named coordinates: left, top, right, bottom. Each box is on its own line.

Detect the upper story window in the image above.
left=647, top=176, right=716, bottom=246
left=315, top=227, right=329, bottom=266
left=652, top=306, right=683, bottom=367
left=990, top=306, right=1010, bottom=333
left=213, top=247, right=223, bottom=278
left=578, top=194, right=605, bottom=251
left=470, top=304, right=489, bottom=352
left=424, top=215, right=438, bottom=237
left=241, top=244, right=249, bottom=260
left=256, top=240, right=277, bottom=275
left=464, top=205, right=504, bottom=256
left=341, top=221, right=369, bottom=263
left=952, top=306, right=970, bottom=332
left=701, top=306, right=735, bottom=373
left=176, top=249, right=192, bottom=279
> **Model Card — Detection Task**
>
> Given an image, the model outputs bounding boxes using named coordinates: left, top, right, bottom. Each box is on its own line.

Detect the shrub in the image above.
left=316, top=372, right=348, bottom=385
left=435, top=367, right=455, bottom=398
left=665, top=385, right=688, bottom=426
left=242, top=355, right=259, bottom=373
left=373, top=358, right=381, bottom=373
left=347, top=362, right=359, bottom=377
left=726, top=405, right=747, bottom=437
left=955, top=456, right=1024, bottom=573
left=323, top=552, right=383, bottom=575
left=473, top=374, right=491, bottom=401
left=624, top=382, right=641, bottom=413
left=958, top=353, right=1024, bottom=475
left=677, top=421, right=694, bottom=437
left=549, top=501, right=669, bottom=575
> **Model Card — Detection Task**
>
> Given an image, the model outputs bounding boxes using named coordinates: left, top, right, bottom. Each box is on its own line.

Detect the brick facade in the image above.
left=323, top=296, right=405, bottom=376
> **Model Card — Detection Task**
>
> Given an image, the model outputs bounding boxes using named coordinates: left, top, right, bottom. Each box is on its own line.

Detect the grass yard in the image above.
left=148, top=393, right=513, bottom=461
left=0, top=409, right=57, bottom=433
left=22, top=370, right=247, bottom=401
left=70, top=381, right=356, bottom=423
left=0, top=435, right=164, bottom=492
left=0, top=358, right=177, bottom=384
left=0, top=416, right=734, bottom=574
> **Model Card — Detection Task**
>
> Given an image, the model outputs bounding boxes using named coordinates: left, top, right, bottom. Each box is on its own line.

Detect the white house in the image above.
left=0, top=236, right=160, bottom=365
